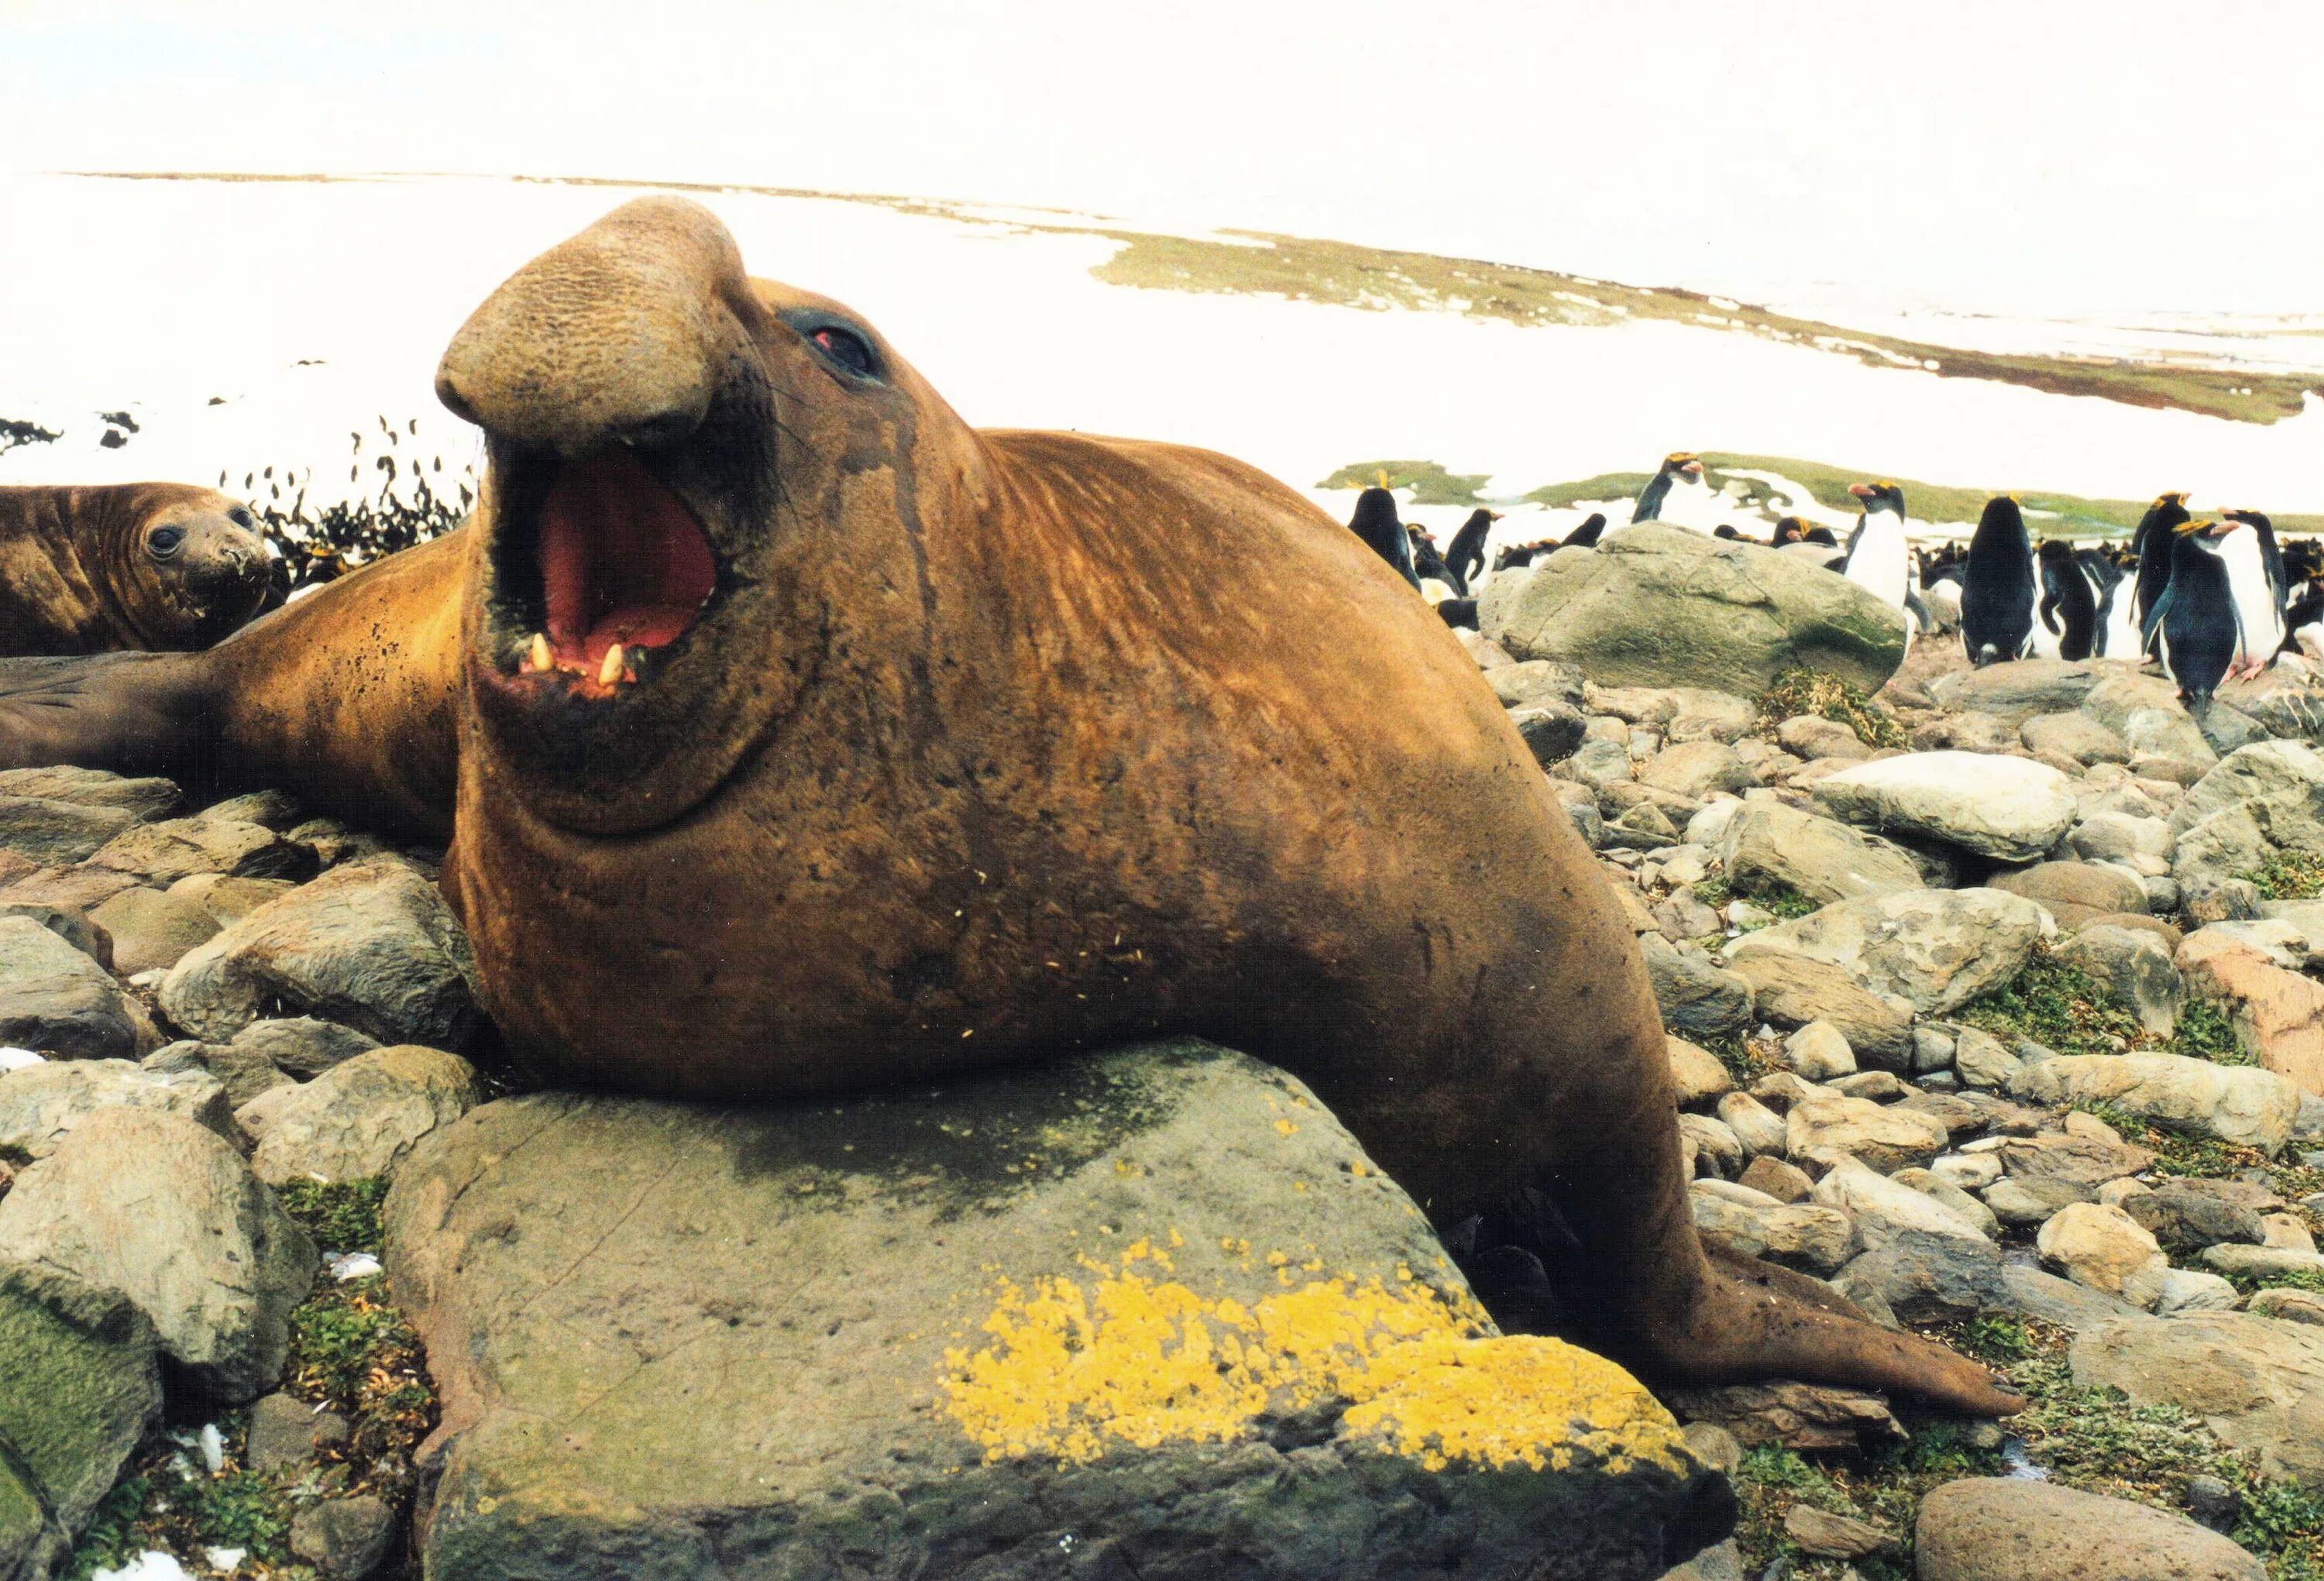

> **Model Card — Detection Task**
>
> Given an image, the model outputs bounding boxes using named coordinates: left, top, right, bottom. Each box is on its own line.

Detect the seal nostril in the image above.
left=436, top=373, right=480, bottom=426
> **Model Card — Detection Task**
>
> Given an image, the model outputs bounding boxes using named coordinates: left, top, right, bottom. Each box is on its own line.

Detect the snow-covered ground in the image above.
left=5, top=171, right=2320, bottom=571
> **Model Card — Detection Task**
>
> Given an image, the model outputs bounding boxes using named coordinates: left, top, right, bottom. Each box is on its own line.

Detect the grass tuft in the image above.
left=1758, top=668, right=1908, bottom=751
left=1314, top=459, right=1490, bottom=507
left=2245, top=851, right=2324, bottom=902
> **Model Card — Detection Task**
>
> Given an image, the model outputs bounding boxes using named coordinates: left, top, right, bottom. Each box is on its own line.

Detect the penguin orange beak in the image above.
left=1848, top=483, right=1875, bottom=499
left=1680, top=460, right=1704, bottom=478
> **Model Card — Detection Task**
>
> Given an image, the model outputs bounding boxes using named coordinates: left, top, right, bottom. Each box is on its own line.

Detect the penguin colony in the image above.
left=1347, top=456, right=2322, bottom=708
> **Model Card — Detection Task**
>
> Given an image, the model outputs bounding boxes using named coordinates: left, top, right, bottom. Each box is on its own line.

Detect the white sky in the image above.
left=5, top=0, right=2320, bottom=318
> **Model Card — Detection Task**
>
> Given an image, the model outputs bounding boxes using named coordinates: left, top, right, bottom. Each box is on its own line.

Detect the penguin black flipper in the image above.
left=1904, top=588, right=1932, bottom=634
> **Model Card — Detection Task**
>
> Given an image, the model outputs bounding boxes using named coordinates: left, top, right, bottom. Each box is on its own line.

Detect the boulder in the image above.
left=162, top=859, right=482, bottom=1047
left=237, top=1045, right=480, bottom=1186
left=1927, top=659, right=2102, bottom=723
left=1479, top=524, right=1907, bottom=694
left=290, top=1494, right=397, bottom=1581
left=1687, top=1189, right=1855, bottom=1275
left=2124, top=1178, right=2271, bottom=1251
left=85, top=812, right=318, bottom=885
left=1738, top=1156, right=1813, bottom=1203
left=1781, top=1504, right=1892, bottom=1560
left=0, top=767, right=179, bottom=820
left=246, top=1391, right=351, bottom=1475
left=1996, top=1129, right=2156, bottom=1191
left=2012, top=1052, right=2304, bottom=1154
left=1787, top=1092, right=1951, bottom=1174
left=2250, top=1288, right=2324, bottom=1326
left=1725, top=888, right=2046, bottom=1016
left=0, top=1108, right=315, bottom=1401
left=1724, top=951, right=1914, bottom=1070
left=1777, top=1021, right=1855, bottom=1081
left=2000, top=1264, right=2150, bottom=1332
left=2054, top=925, right=2182, bottom=1038
left=1890, top=1167, right=2000, bottom=1239
left=384, top=1041, right=1731, bottom=1581
left=0, top=1264, right=163, bottom=1581
left=0, top=915, right=145, bottom=1061
left=1774, top=715, right=1872, bottom=762
left=0, top=1057, right=233, bottom=1162
left=2070, top=812, right=2174, bottom=867
left=1914, top=1476, right=2266, bottom=1581
left=1640, top=934, right=1752, bottom=1040
left=2034, top=1202, right=2165, bottom=1301
left=2176, top=930, right=2324, bottom=1095
left=1718, top=802, right=1923, bottom=908
left=2201, top=1244, right=2324, bottom=1281
left=1714, top=1092, right=1786, bottom=1158
left=1810, top=752, right=2076, bottom=861
left=171, top=871, right=299, bottom=928
left=143, top=1037, right=293, bottom=1109
left=1679, top=1114, right=1745, bottom=1180
left=1989, top=861, right=2149, bottom=926
left=2169, top=740, right=2324, bottom=892
left=87, top=883, right=222, bottom=976
left=1487, top=660, right=1587, bottom=713
left=2072, top=1311, right=2324, bottom=1490
left=0, top=793, right=139, bottom=867
left=1982, top=1176, right=2091, bottom=1228
left=1665, top=1037, right=1734, bottom=1108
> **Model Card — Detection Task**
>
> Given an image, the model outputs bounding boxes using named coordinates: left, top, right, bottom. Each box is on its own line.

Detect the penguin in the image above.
left=2034, top=540, right=2099, bottom=662
left=1803, top=526, right=1839, bottom=547
left=1841, top=482, right=1913, bottom=623
left=1443, top=508, right=1501, bottom=593
left=2084, top=547, right=2141, bottom=658
left=2216, top=510, right=2287, bottom=678
left=2146, top=518, right=2242, bottom=713
left=2284, top=578, right=2324, bottom=660
left=1630, top=453, right=1711, bottom=530
left=1435, top=598, right=1479, bottom=631
left=1408, top=524, right=1456, bottom=589
left=1771, top=515, right=1810, bottom=547
left=1961, top=496, right=2039, bottom=667
left=1713, top=524, right=1741, bottom=540
left=1561, top=513, right=1609, bottom=550
left=2130, top=490, right=2192, bottom=656
left=1348, top=487, right=1422, bottom=589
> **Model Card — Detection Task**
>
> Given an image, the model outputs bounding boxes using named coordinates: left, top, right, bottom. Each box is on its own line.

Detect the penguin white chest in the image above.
left=2219, top=531, right=2283, bottom=662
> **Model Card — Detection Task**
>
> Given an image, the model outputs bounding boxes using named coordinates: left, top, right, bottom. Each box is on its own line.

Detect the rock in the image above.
left=201, top=789, right=304, bottom=831
left=1788, top=1092, right=1951, bottom=1174
left=2000, top=1264, right=2149, bottom=1332
left=1890, top=1167, right=1999, bottom=1238
left=290, top=1494, right=396, bottom=1580
left=2186, top=1473, right=2243, bottom=1535
left=1728, top=888, right=2046, bottom=1017
left=162, top=861, right=482, bottom=1047
left=88, top=884, right=222, bottom=976
left=1990, top=861, right=2149, bottom=926
left=2264, top=1212, right=2318, bottom=1252
left=1724, top=951, right=1915, bottom=1071
left=1996, top=1130, right=2157, bottom=1191
left=1652, top=891, right=1724, bottom=942
left=1776, top=715, right=1873, bottom=761
left=2123, top=1178, right=2270, bottom=1251
left=2123, top=707, right=2220, bottom=769
left=0, top=766, right=180, bottom=820
left=1640, top=933, right=1753, bottom=1040
left=1678, top=1114, right=1744, bottom=1179
left=1679, top=1421, right=1742, bottom=1475
left=2170, top=740, right=2324, bottom=892
left=143, top=1037, right=292, bottom=1109
left=1659, top=1380, right=1904, bottom=1452
left=2013, top=1052, right=2304, bottom=1154
left=2175, top=930, right=2324, bottom=1095
left=1782, top=1504, right=1892, bottom=1560
left=1510, top=703, right=1587, bottom=766
left=1690, top=1187, right=1855, bottom=1274
left=227, top=1016, right=383, bottom=1078
left=0, top=1057, right=232, bottom=1161
left=1738, top=1156, right=1814, bottom=1203
left=1951, top=1027, right=2023, bottom=1090
left=1811, top=752, right=2075, bottom=862
left=1665, top=1037, right=1734, bottom=1107
left=1453, top=627, right=1514, bottom=669
left=2023, top=710, right=2130, bottom=765
left=2250, top=1287, right=2324, bottom=1325
left=2140, top=1267, right=2240, bottom=1316
left=386, top=1041, right=1731, bottom=1581
left=1829, top=1071, right=1906, bottom=1102
left=246, top=1391, right=351, bottom=1474
left=0, top=864, right=143, bottom=919
left=1640, top=741, right=1755, bottom=799
left=170, top=871, right=298, bottom=928
left=1721, top=803, right=1925, bottom=909
left=1813, top=1157, right=2003, bottom=1318
left=1810, top=1156, right=1985, bottom=1246
left=86, top=812, right=318, bottom=885
left=0, top=793, right=139, bottom=866
left=0, top=915, right=145, bottom=1062
left=0, top=1108, right=315, bottom=1401
left=1714, top=1091, right=1787, bottom=1157
left=0, top=1264, right=163, bottom=1580
left=1982, top=1176, right=2092, bottom=1228
left=1487, top=659, right=1587, bottom=713
left=238, top=1045, right=480, bottom=1185
left=1482, top=524, right=1907, bottom=693
left=1930, top=1152, right=2002, bottom=1191
left=1779, top=1021, right=1856, bottom=1081
left=2071, top=811, right=2175, bottom=866
left=1914, top=709, right=2022, bottom=755
left=1656, top=1536, right=1744, bottom=1581
left=2037, top=1202, right=2164, bottom=1300
left=0, top=898, right=112, bottom=970
left=2072, top=1311, right=2324, bottom=1490
left=2054, top=926, right=2183, bottom=1038
left=2200, top=1243, right=2324, bottom=1280
left=1913, top=1476, right=2266, bottom=1581
left=1928, top=659, right=2101, bottom=723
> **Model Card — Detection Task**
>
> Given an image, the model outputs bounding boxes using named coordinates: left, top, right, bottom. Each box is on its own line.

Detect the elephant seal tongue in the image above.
left=537, top=448, right=715, bottom=674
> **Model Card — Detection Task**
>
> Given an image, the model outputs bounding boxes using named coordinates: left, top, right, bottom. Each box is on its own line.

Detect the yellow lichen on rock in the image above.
left=938, top=1246, right=1686, bottom=1474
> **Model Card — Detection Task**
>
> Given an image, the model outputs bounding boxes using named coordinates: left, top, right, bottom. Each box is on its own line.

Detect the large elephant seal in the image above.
left=0, top=198, right=2016, bottom=1415
left=0, top=483, right=273, bottom=655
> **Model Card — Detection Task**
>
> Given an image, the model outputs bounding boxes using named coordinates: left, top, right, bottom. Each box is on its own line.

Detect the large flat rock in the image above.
left=386, top=1040, right=1731, bottom=1581
left=1479, top=524, right=1906, bottom=694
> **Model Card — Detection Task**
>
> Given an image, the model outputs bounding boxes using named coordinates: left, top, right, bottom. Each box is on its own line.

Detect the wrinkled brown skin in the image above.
left=0, top=198, right=2016, bottom=1416
left=0, top=483, right=273, bottom=655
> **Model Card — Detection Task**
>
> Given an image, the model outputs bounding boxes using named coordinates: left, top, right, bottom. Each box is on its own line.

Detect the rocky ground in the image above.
left=7, top=603, right=2324, bottom=1576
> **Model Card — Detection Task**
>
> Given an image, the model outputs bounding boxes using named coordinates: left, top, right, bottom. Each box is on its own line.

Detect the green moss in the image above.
left=1693, top=1029, right=1772, bottom=1084
left=61, top=1474, right=150, bottom=1580
left=276, top=1177, right=390, bottom=1256
left=1315, top=459, right=1491, bottom=507
left=1958, top=953, right=2142, bottom=1059
left=2174, top=997, right=2255, bottom=1067
left=2246, top=851, right=2324, bottom=902
left=1694, top=875, right=1817, bottom=927
left=1757, top=668, right=1909, bottom=751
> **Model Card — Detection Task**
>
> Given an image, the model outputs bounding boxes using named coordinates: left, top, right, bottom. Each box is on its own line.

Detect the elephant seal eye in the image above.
left=148, top=525, right=186, bottom=560
left=227, top=507, right=256, bottom=529
left=810, top=325, right=876, bottom=378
